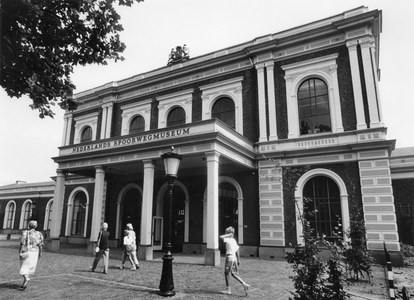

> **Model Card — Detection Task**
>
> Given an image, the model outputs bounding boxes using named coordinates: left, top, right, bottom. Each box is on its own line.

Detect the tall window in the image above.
left=80, top=126, right=92, bottom=142
left=22, top=202, right=32, bottom=229
left=212, top=97, right=235, bottom=129
left=5, top=202, right=15, bottom=228
left=303, top=176, right=341, bottom=241
left=46, top=201, right=53, bottom=230
left=298, top=78, right=331, bottom=135
left=71, top=192, right=87, bottom=235
left=129, top=115, right=145, bottom=134
left=167, top=107, right=186, bottom=127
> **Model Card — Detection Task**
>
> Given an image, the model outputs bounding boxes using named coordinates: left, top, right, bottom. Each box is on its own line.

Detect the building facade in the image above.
left=2, top=7, right=411, bottom=266
left=0, top=181, right=55, bottom=239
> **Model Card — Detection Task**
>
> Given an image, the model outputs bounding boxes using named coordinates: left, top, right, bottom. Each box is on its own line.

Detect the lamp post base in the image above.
left=158, top=255, right=175, bottom=297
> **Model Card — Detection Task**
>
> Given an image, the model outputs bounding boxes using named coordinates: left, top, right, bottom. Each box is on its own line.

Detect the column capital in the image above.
left=205, top=151, right=221, bottom=162
left=56, top=169, right=67, bottom=177
left=94, top=166, right=106, bottom=173
left=264, top=61, right=275, bottom=70
left=346, top=39, right=359, bottom=50
left=143, top=159, right=156, bottom=167
left=359, top=37, right=375, bottom=49
left=255, top=63, right=265, bottom=71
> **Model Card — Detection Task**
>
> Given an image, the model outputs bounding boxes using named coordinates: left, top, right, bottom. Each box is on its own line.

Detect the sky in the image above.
left=0, top=0, right=413, bottom=186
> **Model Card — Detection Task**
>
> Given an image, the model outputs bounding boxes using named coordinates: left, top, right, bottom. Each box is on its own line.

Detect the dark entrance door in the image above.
left=163, top=185, right=185, bottom=253
left=122, top=188, right=142, bottom=243
left=219, top=182, right=238, bottom=254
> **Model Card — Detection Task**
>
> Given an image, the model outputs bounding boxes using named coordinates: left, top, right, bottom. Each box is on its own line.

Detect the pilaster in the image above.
left=346, top=39, right=367, bottom=130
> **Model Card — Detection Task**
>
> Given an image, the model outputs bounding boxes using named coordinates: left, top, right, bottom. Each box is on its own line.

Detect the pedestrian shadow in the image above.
left=0, top=282, right=23, bottom=291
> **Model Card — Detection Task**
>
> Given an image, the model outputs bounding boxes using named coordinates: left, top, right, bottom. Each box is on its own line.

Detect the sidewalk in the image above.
left=0, top=240, right=389, bottom=300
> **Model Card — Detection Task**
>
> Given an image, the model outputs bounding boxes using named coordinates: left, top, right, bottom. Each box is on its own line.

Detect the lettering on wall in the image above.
left=72, top=128, right=190, bottom=153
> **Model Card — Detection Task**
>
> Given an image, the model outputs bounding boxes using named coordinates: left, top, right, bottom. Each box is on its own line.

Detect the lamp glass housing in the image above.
left=161, top=152, right=182, bottom=178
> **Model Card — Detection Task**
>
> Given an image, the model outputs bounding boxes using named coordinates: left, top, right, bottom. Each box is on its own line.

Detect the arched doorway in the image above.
left=219, top=182, right=238, bottom=254
left=163, top=185, right=185, bottom=253
left=121, top=188, right=142, bottom=244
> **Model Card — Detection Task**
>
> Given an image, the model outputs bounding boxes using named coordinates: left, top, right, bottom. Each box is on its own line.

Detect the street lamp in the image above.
left=158, top=146, right=182, bottom=297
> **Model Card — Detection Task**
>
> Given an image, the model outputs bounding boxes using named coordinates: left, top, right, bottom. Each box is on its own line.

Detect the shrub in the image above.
left=343, top=208, right=373, bottom=281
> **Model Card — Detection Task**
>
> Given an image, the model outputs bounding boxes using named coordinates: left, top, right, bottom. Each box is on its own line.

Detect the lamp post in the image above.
left=158, top=146, right=182, bottom=297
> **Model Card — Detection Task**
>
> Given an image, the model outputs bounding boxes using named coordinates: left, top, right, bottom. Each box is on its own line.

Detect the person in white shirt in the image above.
left=220, top=226, right=250, bottom=295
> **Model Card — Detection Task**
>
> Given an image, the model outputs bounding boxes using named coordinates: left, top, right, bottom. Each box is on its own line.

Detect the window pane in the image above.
left=167, top=107, right=186, bottom=127
left=130, top=116, right=145, bottom=134
left=72, top=192, right=86, bottom=236
left=304, top=176, right=341, bottom=241
left=80, top=126, right=92, bottom=142
left=315, top=79, right=327, bottom=96
left=298, top=79, right=331, bottom=135
left=212, top=97, right=235, bottom=129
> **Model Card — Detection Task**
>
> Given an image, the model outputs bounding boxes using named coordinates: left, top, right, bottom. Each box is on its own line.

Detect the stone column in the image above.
left=360, top=37, right=381, bottom=128
left=140, top=159, right=155, bottom=260
left=90, top=166, right=106, bottom=244
left=346, top=39, right=367, bottom=130
left=265, top=62, right=278, bottom=141
left=48, top=170, right=66, bottom=251
left=204, top=151, right=220, bottom=266
left=256, top=64, right=268, bottom=142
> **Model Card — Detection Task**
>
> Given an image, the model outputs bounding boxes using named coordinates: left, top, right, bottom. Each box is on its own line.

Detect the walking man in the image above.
left=91, top=222, right=110, bottom=274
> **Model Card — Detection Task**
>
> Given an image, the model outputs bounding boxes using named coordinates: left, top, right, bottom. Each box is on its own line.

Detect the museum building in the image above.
left=2, top=7, right=413, bottom=266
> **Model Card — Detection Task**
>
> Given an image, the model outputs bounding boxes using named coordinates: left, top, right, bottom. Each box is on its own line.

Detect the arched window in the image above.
left=22, top=201, right=32, bottom=229
left=45, top=200, right=53, bottom=230
left=298, top=78, right=331, bottom=135
left=212, top=97, right=235, bottom=129
left=303, top=176, right=341, bottom=241
left=80, top=126, right=92, bottom=143
left=167, top=107, right=186, bottom=127
left=129, top=115, right=145, bottom=134
left=71, top=192, right=87, bottom=235
left=5, top=202, right=15, bottom=228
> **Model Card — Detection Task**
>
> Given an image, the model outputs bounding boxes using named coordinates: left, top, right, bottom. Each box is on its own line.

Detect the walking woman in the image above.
left=19, top=220, right=43, bottom=290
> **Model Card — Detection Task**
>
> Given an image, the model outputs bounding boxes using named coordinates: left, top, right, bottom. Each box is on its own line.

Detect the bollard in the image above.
left=384, top=242, right=396, bottom=300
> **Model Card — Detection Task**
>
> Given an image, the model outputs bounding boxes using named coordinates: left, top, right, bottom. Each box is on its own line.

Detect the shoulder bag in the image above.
left=95, top=231, right=102, bottom=253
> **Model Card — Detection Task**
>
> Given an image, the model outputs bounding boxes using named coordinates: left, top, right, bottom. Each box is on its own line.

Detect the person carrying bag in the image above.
left=91, top=222, right=110, bottom=274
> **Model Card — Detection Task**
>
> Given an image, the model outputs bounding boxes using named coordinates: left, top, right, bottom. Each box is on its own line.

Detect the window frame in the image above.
left=298, top=78, right=331, bottom=135
left=73, top=112, right=99, bottom=144
left=200, top=77, right=244, bottom=134
left=166, top=106, right=186, bottom=127
left=80, top=126, right=93, bottom=143
left=211, top=97, right=236, bottom=129
left=157, top=89, right=193, bottom=129
left=129, top=115, right=146, bottom=134
left=65, top=187, right=90, bottom=237
left=121, top=99, right=152, bottom=136
left=294, top=168, right=350, bottom=245
left=3, top=201, right=16, bottom=229
left=282, top=54, right=343, bottom=139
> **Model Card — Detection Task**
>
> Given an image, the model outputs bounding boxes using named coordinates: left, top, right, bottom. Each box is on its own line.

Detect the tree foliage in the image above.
left=0, top=0, right=143, bottom=118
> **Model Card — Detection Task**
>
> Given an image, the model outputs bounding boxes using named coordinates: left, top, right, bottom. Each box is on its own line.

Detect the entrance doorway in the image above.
left=162, top=185, right=185, bottom=253
left=219, top=182, right=238, bottom=254
left=121, top=188, right=142, bottom=243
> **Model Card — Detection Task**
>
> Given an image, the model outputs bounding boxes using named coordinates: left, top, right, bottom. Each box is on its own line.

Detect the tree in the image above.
left=0, top=0, right=143, bottom=118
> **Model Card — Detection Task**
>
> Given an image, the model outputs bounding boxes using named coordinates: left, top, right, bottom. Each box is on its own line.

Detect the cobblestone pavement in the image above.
left=0, top=238, right=388, bottom=299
